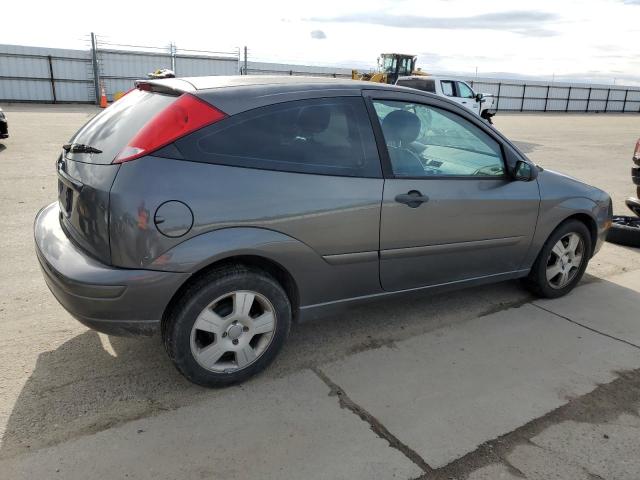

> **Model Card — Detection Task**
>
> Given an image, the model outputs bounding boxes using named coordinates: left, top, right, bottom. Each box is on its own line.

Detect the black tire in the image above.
left=481, top=111, right=494, bottom=124
left=606, top=216, right=640, bottom=248
left=626, top=197, right=640, bottom=217
left=163, top=265, right=291, bottom=387
left=523, top=219, right=592, bottom=298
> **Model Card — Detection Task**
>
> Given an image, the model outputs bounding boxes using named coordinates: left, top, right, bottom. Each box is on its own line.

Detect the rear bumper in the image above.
left=34, top=203, right=190, bottom=336
left=632, top=166, right=640, bottom=186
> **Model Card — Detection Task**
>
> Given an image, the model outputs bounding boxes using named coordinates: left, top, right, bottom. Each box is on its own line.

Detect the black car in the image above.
left=0, top=107, right=8, bottom=139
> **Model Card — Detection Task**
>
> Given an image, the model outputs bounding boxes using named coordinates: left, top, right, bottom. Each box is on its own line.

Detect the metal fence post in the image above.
left=543, top=85, right=550, bottom=112
left=170, top=42, right=176, bottom=74
left=90, top=32, right=101, bottom=105
left=623, top=89, right=629, bottom=112
left=520, top=84, right=526, bottom=112
left=565, top=86, right=572, bottom=112
left=604, top=88, right=611, bottom=112
left=585, top=87, right=591, bottom=113
left=47, top=55, right=57, bottom=104
left=243, top=46, right=248, bottom=75
left=496, top=83, right=501, bottom=111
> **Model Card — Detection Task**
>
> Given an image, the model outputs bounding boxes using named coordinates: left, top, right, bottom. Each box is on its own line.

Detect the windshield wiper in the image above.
left=62, top=143, right=103, bottom=154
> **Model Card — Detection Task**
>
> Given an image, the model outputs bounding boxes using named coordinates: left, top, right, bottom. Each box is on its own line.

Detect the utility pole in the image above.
left=90, top=32, right=101, bottom=105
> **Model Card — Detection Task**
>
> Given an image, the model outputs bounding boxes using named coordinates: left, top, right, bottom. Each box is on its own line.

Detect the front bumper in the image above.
left=34, top=203, right=189, bottom=336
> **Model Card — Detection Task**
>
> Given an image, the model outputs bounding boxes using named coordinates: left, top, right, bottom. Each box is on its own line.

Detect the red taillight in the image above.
left=113, top=94, right=226, bottom=164
left=634, top=138, right=640, bottom=161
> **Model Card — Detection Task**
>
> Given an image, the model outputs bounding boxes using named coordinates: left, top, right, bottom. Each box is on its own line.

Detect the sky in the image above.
left=2, top=0, right=640, bottom=85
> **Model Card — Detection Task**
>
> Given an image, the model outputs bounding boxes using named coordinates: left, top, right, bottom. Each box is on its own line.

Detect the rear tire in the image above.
left=163, top=265, right=291, bottom=387
left=523, top=220, right=591, bottom=298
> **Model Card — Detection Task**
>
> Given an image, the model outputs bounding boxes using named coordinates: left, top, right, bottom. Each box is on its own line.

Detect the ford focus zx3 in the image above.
left=35, top=76, right=612, bottom=386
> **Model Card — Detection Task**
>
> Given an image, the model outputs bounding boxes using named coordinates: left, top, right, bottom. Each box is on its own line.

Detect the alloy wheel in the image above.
left=546, top=232, right=584, bottom=289
left=190, top=290, right=276, bottom=373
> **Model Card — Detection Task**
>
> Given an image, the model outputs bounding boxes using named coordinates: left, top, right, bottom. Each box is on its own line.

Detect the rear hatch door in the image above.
left=58, top=88, right=179, bottom=263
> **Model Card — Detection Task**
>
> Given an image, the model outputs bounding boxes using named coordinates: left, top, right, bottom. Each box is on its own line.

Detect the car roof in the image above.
left=143, top=75, right=427, bottom=115
left=144, top=75, right=401, bottom=93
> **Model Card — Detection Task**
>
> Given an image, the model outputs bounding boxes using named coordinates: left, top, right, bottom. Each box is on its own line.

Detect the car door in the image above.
left=455, top=81, right=480, bottom=115
left=364, top=90, right=540, bottom=291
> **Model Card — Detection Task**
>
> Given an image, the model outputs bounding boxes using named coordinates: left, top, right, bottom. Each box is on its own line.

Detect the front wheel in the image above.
left=523, top=220, right=592, bottom=298
left=163, top=266, right=291, bottom=387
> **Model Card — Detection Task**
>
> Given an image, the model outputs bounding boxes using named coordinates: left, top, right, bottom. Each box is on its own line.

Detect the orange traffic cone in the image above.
left=99, top=84, right=108, bottom=108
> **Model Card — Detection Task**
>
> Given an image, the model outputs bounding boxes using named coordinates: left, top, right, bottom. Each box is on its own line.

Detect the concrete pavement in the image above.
left=1, top=108, right=640, bottom=479
left=2, top=270, right=640, bottom=479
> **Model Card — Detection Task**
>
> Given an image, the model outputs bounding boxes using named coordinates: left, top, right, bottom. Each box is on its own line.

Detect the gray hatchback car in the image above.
left=35, top=76, right=612, bottom=386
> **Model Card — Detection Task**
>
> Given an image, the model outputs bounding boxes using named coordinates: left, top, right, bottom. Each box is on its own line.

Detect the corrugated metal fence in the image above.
left=0, top=42, right=240, bottom=103
left=2, top=40, right=640, bottom=113
left=0, top=44, right=94, bottom=102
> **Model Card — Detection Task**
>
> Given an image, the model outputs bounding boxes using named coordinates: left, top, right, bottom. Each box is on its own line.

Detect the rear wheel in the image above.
left=163, top=266, right=291, bottom=387
left=524, top=220, right=591, bottom=298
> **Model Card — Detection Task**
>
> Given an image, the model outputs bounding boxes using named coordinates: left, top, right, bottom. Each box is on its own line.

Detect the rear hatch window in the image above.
left=396, top=78, right=436, bottom=93
left=59, top=89, right=178, bottom=263
left=66, top=89, right=177, bottom=164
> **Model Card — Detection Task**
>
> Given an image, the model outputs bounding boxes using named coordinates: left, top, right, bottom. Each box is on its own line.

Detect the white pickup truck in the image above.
left=396, top=76, right=496, bottom=123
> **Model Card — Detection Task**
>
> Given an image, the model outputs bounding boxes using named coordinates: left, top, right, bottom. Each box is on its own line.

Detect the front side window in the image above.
left=457, top=82, right=475, bottom=99
left=372, top=100, right=504, bottom=178
left=441, top=81, right=455, bottom=97
left=176, top=97, right=381, bottom=178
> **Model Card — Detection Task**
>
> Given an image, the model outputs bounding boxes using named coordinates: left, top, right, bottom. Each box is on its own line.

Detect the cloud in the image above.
left=310, top=30, right=327, bottom=39
left=309, top=11, right=559, bottom=37
left=623, top=0, right=640, bottom=4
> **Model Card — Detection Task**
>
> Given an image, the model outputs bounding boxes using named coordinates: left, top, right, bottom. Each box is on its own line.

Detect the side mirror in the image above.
left=513, top=160, right=538, bottom=181
left=475, top=92, right=484, bottom=102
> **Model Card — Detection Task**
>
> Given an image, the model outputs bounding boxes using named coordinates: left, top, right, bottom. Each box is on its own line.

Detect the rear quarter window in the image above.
left=175, top=97, right=381, bottom=178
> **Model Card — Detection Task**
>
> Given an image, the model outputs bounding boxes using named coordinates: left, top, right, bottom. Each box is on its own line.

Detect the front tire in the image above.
left=163, top=265, right=291, bottom=387
left=524, top=220, right=592, bottom=298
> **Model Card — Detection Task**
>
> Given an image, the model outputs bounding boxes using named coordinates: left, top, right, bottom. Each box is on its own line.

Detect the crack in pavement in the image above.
left=311, top=367, right=434, bottom=476
left=421, top=368, right=640, bottom=479
left=532, top=303, right=640, bottom=350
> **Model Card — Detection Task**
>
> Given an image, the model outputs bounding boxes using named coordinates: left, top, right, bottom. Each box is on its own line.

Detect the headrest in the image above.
left=381, top=109, right=421, bottom=145
left=297, top=106, right=331, bottom=135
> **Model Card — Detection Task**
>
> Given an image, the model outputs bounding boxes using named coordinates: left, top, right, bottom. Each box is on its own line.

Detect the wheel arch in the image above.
left=161, top=254, right=300, bottom=337
left=561, top=212, right=598, bottom=257
left=524, top=199, right=601, bottom=270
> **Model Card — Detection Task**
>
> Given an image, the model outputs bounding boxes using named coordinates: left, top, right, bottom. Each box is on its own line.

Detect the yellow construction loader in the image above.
left=352, top=53, right=427, bottom=84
